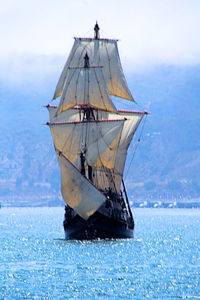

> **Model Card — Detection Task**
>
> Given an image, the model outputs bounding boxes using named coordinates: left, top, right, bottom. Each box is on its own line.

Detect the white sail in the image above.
left=47, top=106, right=144, bottom=186
left=53, top=38, right=134, bottom=101
left=89, top=111, right=145, bottom=192
left=48, top=119, right=125, bottom=169
left=113, top=111, right=144, bottom=192
left=85, top=109, right=144, bottom=176
left=58, top=153, right=106, bottom=220
left=56, top=66, right=116, bottom=115
left=46, top=105, right=82, bottom=123
left=86, top=120, right=124, bottom=169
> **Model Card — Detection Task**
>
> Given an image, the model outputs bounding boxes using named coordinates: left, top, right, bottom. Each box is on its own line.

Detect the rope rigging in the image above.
left=124, top=113, right=147, bottom=180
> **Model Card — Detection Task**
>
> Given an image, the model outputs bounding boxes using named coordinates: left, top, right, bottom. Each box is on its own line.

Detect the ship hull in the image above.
left=63, top=210, right=134, bottom=240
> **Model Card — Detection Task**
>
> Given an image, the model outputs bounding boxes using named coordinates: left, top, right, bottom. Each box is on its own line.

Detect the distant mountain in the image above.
left=0, top=61, right=200, bottom=206
left=125, top=65, right=200, bottom=202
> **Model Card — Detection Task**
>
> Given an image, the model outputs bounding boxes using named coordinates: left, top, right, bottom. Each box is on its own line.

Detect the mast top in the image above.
left=84, top=52, right=89, bottom=68
left=94, top=22, right=100, bottom=39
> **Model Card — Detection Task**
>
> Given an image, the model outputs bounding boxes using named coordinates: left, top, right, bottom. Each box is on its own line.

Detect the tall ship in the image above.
left=46, top=23, right=147, bottom=239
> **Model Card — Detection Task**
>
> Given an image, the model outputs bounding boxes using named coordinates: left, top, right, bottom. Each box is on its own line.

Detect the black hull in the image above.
left=63, top=210, right=134, bottom=240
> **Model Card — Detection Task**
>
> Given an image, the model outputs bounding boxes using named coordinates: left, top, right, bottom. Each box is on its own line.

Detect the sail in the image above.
left=89, top=111, right=145, bottom=193
left=113, top=111, right=144, bottom=192
left=48, top=119, right=125, bottom=169
left=47, top=106, right=144, bottom=187
left=58, top=153, right=106, bottom=220
left=53, top=38, right=134, bottom=101
left=56, top=66, right=116, bottom=115
left=46, top=105, right=81, bottom=123
left=92, top=167, right=118, bottom=193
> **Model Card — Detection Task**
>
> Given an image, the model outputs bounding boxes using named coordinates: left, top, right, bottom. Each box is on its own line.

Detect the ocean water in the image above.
left=0, top=208, right=200, bottom=299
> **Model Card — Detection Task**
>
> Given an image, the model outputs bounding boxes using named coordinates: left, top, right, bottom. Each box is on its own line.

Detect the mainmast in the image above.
left=81, top=52, right=92, bottom=180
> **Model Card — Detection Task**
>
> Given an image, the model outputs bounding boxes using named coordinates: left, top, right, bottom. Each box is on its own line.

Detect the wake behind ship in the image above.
left=46, top=23, right=147, bottom=240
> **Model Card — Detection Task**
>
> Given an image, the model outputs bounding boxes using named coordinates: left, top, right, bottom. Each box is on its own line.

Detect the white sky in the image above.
left=1, top=0, right=200, bottom=85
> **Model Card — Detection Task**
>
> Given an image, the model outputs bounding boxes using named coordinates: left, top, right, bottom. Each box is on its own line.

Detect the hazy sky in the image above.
left=1, top=0, right=200, bottom=85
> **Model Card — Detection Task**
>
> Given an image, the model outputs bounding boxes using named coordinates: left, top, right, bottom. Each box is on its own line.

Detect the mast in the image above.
left=94, top=22, right=100, bottom=39
left=82, top=52, right=92, bottom=180
left=82, top=52, right=95, bottom=122
left=84, top=52, right=89, bottom=68
left=80, top=151, right=86, bottom=176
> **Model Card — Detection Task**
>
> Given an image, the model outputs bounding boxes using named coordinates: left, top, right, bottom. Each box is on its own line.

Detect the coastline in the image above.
left=0, top=195, right=199, bottom=209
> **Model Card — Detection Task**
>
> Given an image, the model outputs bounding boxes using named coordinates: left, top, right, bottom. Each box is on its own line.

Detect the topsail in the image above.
left=53, top=38, right=134, bottom=102
left=56, top=65, right=117, bottom=115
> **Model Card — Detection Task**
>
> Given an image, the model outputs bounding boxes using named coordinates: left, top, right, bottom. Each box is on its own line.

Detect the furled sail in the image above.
left=58, top=153, right=106, bottom=220
left=56, top=66, right=116, bottom=115
left=48, top=119, right=125, bottom=170
left=53, top=38, right=134, bottom=101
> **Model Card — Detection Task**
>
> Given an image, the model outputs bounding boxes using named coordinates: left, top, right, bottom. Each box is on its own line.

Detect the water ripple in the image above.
left=0, top=207, right=200, bottom=299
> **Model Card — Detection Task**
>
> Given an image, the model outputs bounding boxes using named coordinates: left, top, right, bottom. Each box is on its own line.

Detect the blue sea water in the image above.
left=0, top=208, right=200, bottom=299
